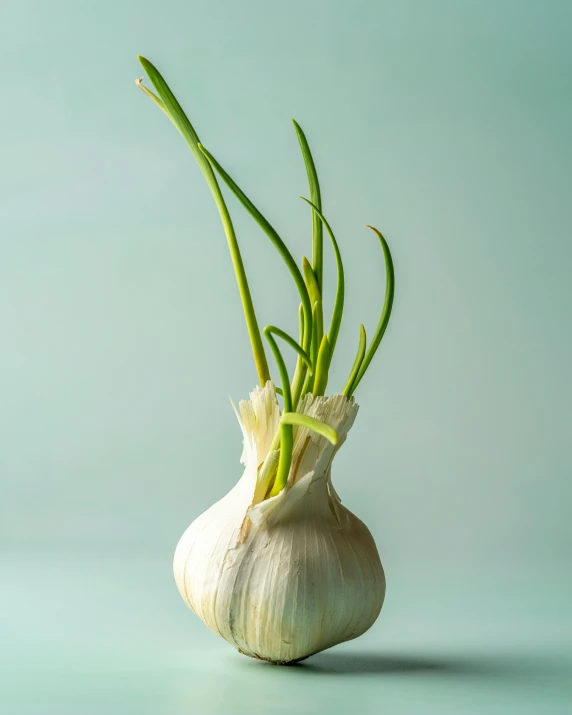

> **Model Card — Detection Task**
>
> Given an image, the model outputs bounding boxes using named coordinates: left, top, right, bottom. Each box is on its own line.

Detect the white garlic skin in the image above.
left=173, top=385, right=385, bottom=664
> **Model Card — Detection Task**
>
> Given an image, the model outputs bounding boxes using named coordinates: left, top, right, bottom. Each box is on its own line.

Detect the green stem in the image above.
left=312, top=335, right=331, bottom=396
left=135, top=78, right=168, bottom=114
left=299, top=198, right=345, bottom=361
left=267, top=423, right=293, bottom=498
left=342, top=324, right=367, bottom=396
left=264, top=325, right=313, bottom=375
left=351, top=226, right=395, bottom=393
left=292, top=120, right=323, bottom=290
left=137, top=58, right=270, bottom=386
left=302, top=302, right=320, bottom=395
left=302, top=258, right=323, bottom=363
left=280, top=412, right=337, bottom=445
left=263, top=328, right=293, bottom=413
left=263, top=328, right=294, bottom=497
left=290, top=304, right=308, bottom=409
left=198, top=143, right=313, bottom=360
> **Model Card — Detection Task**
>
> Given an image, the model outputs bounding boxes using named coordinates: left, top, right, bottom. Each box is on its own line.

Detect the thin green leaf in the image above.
left=342, top=324, right=367, bottom=396
left=138, top=57, right=204, bottom=167
left=267, top=422, right=292, bottom=497
left=300, top=197, right=345, bottom=359
left=302, top=257, right=323, bottom=355
left=137, top=57, right=270, bottom=386
left=292, top=120, right=323, bottom=289
left=264, top=325, right=313, bottom=374
left=351, top=226, right=395, bottom=392
left=312, top=334, right=330, bottom=396
left=280, top=412, right=338, bottom=445
left=290, top=303, right=307, bottom=409
left=264, top=328, right=292, bottom=411
left=198, top=142, right=313, bottom=359
left=258, top=448, right=280, bottom=498
left=135, top=78, right=168, bottom=115
left=263, top=328, right=294, bottom=497
left=302, top=256, right=320, bottom=307
left=302, top=301, right=320, bottom=395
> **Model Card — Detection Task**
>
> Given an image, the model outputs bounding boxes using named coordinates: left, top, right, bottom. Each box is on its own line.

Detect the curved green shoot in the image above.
left=268, top=406, right=341, bottom=496
left=342, top=325, right=367, bottom=396
left=135, top=78, right=168, bottom=115
left=280, top=412, right=338, bottom=446
left=350, top=226, right=395, bottom=393
left=267, top=424, right=293, bottom=498
left=292, top=120, right=323, bottom=290
left=263, top=328, right=294, bottom=413
left=302, top=257, right=321, bottom=315
left=291, top=303, right=308, bottom=409
left=197, top=143, right=313, bottom=358
left=264, top=328, right=294, bottom=497
left=302, top=257, right=323, bottom=358
left=264, top=324, right=313, bottom=497
left=264, top=325, right=313, bottom=375
left=302, top=301, right=320, bottom=396
left=136, top=57, right=270, bottom=386
left=256, top=448, right=280, bottom=498
left=312, top=335, right=330, bottom=396
left=299, top=197, right=344, bottom=360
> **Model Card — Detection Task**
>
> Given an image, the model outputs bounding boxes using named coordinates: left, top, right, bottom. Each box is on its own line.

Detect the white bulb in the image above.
left=174, top=382, right=385, bottom=663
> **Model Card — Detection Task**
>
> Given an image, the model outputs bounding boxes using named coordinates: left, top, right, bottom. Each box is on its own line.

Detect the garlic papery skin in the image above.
left=173, top=381, right=385, bottom=664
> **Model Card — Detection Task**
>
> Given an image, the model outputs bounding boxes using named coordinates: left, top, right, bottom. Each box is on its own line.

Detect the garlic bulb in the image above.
left=174, top=381, right=385, bottom=664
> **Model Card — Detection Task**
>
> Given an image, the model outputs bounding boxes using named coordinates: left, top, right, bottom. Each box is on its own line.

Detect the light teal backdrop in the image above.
left=1, top=1, right=571, bottom=713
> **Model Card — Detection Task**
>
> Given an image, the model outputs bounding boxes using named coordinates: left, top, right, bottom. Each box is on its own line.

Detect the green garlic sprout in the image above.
left=136, top=56, right=394, bottom=499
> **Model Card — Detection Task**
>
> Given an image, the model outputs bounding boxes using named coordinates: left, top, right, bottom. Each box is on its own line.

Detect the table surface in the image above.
left=2, top=551, right=571, bottom=715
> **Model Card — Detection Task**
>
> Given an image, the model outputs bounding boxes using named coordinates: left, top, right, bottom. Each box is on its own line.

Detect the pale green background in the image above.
left=1, top=0, right=571, bottom=713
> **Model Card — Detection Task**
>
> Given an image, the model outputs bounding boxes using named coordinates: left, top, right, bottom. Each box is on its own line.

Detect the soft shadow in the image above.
left=300, top=652, right=488, bottom=676
left=295, top=651, right=572, bottom=680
